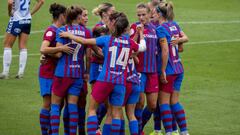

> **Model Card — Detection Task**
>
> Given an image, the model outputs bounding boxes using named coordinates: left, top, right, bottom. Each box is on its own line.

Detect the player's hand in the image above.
left=83, top=73, right=89, bottom=82
left=60, top=31, right=72, bottom=38
left=160, top=71, right=168, bottom=84
left=136, top=24, right=144, bottom=34
left=60, top=43, right=75, bottom=54
left=40, top=55, right=47, bottom=64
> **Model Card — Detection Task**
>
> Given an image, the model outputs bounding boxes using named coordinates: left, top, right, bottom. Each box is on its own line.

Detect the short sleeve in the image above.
left=96, top=35, right=109, bottom=47
left=156, top=26, right=168, bottom=39
left=56, top=27, right=66, bottom=44
left=43, top=28, right=56, bottom=42
left=130, top=39, right=139, bottom=52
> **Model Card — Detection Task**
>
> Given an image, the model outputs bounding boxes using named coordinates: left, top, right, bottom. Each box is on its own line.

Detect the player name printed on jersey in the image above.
left=67, top=29, right=86, bottom=37
left=114, top=38, right=129, bottom=44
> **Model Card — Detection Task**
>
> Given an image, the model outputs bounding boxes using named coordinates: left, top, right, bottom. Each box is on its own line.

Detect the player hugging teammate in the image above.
left=37, top=1, right=189, bottom=135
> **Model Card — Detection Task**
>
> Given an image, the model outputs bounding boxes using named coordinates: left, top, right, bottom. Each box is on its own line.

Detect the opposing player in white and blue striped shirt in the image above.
left=0, top=0, right=44, bottom=79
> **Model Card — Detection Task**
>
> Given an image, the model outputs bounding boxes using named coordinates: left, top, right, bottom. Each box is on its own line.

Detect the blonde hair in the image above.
left=137, top=3, right=150, bottom=13
left=157, top=1, right=174, bottom=21
left=92, top=3, right=113, bottom=17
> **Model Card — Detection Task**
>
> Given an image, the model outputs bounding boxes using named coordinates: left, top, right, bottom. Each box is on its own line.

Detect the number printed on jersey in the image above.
left=20, top=0, right=30, bottom=11
left=71, top=40, right=82, bottom=62
left=109, top=46, right=130, bottom=69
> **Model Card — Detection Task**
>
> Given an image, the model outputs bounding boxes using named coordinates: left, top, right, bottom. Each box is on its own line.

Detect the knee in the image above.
left=136, top=102, right=144, bottom=109
left=147, top=102, right=157, bottom=112
left=170, top=94, right=179, bottom=105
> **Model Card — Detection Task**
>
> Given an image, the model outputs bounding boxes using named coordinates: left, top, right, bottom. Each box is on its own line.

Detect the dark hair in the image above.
left=137, top=3, right=150, bottom=13
left=109, top=12, right=129, bottom=37
left=66, top=5, right=82, bottom=24
left=49, top=3, right=66, bottom=20
left=93, top=26, right=109, bottom=37
left=156, top=2, right=174, bottom=21
left=92, top=3, right=113, bottom=17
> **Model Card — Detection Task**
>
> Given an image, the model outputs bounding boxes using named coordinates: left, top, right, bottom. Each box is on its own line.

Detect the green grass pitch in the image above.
left=0, top=0, right=240, bottom=135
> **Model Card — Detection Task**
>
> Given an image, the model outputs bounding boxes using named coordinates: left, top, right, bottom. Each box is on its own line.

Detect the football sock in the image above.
left=2, top=48, right=12, bottom=74
left=111, top=119, right=121, bottom=135
left=68, top=104, right=78, bottom=135
left=18, top=49, right=27, bottom=75
left=39, top=108, right=50, bottom=135
left=171, top=102, right=187, bottom=132
left=160, top=104, right=173, bottom=133
left=87, top=115, right=98, bottom=135
left=50, top=104, right=60, bottom=135
left=129, top=120, right=138, bottom=135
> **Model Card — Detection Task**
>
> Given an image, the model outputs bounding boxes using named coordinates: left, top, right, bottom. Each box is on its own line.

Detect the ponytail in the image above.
left=92, top=3, right=113, bottom=17
left=166, top=2, right=174, bottom=21
left=156, top=1, right=175, bottom=21
left=109, top=12, right=129, bottom=37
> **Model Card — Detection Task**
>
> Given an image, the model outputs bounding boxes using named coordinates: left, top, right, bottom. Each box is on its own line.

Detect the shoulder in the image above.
left=84, top=27, right=92, bottom=38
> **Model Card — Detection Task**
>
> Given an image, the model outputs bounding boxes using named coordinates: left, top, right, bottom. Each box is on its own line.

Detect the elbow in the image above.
left=40, top=49, right=46, bottom=54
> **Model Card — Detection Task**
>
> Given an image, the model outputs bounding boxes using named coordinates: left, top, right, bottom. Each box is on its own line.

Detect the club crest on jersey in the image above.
left=46, top=31, right=53, bottom=37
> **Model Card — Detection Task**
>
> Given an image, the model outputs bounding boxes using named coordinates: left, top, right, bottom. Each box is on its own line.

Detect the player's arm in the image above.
left=31, top=0, right=45, bottom=16
left=85, top=48, right=91, bottom=74
left=60, top=31, right=104, bottom=58
left=60, top=31, right=97, bottom=46
left=179, top=31, right=189, bottom=44
left=178, top=31, right=189, bottom=52
left=159, top=37, right=168, bottom=83
left=40, top=41, right=74, bottom=55
left=8, top=0, right=13, bottom=17
left=136, top=29, right=146, bottom=52
left=53, top=43, right=64, bottom=58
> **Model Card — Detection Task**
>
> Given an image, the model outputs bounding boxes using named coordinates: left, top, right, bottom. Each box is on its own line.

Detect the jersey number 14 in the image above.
left=109, top=46, right=130, bottom=69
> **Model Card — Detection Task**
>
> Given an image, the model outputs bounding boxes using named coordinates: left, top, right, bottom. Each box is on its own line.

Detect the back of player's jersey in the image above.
left=97, top=35, right=137, bottom=85
left=11, top=0, right=31, bottom=21
left=55, top=25, right=87, bottom=78
left=162, top=21, right=184, bottom=74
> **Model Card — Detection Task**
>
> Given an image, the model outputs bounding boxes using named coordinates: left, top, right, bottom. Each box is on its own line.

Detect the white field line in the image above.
left=0, top=20, right=240, bottom=39
left=0, top=39, right=239, bottom=58
left=187, top=39, right=240, bottom=45
left=178, top=20, right=240, bottom=24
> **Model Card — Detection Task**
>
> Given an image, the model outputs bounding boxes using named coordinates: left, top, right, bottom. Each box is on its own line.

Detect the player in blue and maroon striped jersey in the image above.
left=38, top=3, right=70, bottom=135
left=130, top=3, right=159, bottom=134
left=49, top=6, right=89, bottom=135
left=155, top=2, right=189, bottom=135
left=61, top=7, right=92, bottom=135
left=60, top=11, right=147, bottom=135
left=90, top=3, right=115, bottom=85
left=91, top=3, right=115, bottom=134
